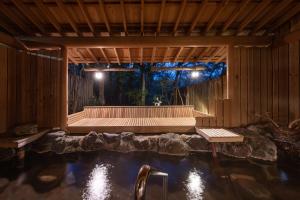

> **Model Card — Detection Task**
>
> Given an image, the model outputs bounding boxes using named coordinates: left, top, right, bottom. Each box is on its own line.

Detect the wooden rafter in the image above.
left=0, top=18, right=17, bottom=35
left=141, top=0, right=144, bottom=35
left=120, top=0, right=128, bottom=35
left=184, top=47, right=196, bottom=62
left=76, top=0, right=95, bottom=35
left=86, top=48, right=98, bottom=63
left=197, top=47, right=211, bottom=61
left=209, top=47, right=225, bottom=61
left=114, top=48, right=121, bottom=65
left=206, top=0, right=229, bottom=33
left=270, top=4, right=300, bottom=32
left=157, top=0, right=167, bottom=35
left=11, top=0, right=47, bottom=35
left=19, top=36, right=273, bottom=48
left=162, top=47, right=169, bottom=62
left=0, top=2, right=31, bottom=35
left=173, top=0, right=187, bottom=35
left=174, top=47, right=183, bottom=62
left=150, top=47, right=156, bottom=65
left=252, top=0, right=293, bottom=33
left=100, top=48, right=110, bottom=63
left=188, top=0, right=208, bottom=34
left=140, top=48, right=143, bottom=65
left=68, top=55, right=78, bottom=64
left=222, top=0, right=251, bottom=32
left=98, top=0, right=111, bottom=34
left=55, top=0, right=81, bottom=36
left=238, top=0, right=272, bottom=32
left=35, top=0, right=62, bottom=35
left=75, top=48, right=86, bottom=63
left=216, top=53, right=227, bottom=62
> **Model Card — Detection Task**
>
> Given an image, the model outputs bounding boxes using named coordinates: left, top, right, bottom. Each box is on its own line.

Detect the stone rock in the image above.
left=220, top=128, right=277, bottom=161
left=80, top=131, right=103, bottom=151
left=102, top=133, right=121, bottom=149
left=64, top=136, right=82, bottom=153
left=51, top=137, right=67, bottom=154
left=133, top=136, right=158, bottom=151
left=221, top=143, right=252, bottom=159
left=32, top=131, right=66, bottom=153
left=185, top=135, right=210, bottom=152
left=158, top=133, right=189, bottom=156
left=120, top=132, right=135, bottom=141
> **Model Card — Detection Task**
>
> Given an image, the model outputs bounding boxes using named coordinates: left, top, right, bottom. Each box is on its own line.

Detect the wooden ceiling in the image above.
left=0, top=0, right=299, bottom=64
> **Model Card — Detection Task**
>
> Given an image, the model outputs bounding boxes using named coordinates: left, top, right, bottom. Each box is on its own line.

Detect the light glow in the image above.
left=185, top=170, right=204, bottom=200
left=82, top=164, right=111, bottom=200
left=191, top=71, right=200, bottom=78
left=94, top=72, right=103, bottom=80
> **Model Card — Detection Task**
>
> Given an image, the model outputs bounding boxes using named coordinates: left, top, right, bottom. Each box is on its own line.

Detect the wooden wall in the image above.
left=189, top=42, right=300, bottom=127
left=0, top=45, right=63, bottom=133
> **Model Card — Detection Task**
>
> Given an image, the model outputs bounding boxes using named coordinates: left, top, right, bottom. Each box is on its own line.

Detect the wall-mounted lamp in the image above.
left=191, top=71, right=200, bottom=78
left=94, top=72, right=103, bottom=80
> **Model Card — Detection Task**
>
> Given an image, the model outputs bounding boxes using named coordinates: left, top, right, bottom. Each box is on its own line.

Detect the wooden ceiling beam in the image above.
left=150, top=47, right=156, bottom=65
left=222, top=0, right=251, bottom=32
left=19, top=36, right=273, bottom=47
left=100, top=48, right=110, bottom=63
left=86, top=48, right=98, bottom=63
left=174, top=47, right=183, bottom=62
left=35, top=0, right=62, bottom=35
left=120, top=0, right=128, bottom=35
left=270, top=4, right=300, bottom=32
left=98, top=0, right=111, bottom=34
left=0, top=2, right=32, bottom=35
left=184, top=47, right=196, bottom=62
left=141, top=0, right=144, bottom=35
left=205, top=0, right=229, bottom=33
left=163, top=47, right=169, bottom=62
left=114, top=48, right=121, bottom=65
left=197, top=47, right=211, bottom=61
left=76, top=0, right=95, bottom=35
left=68, top=55, right=78, bottom=65
left=238, top=0, right=272, bottom=32
left=188, top=0, right=208, bottom=34
left=0, top=19, right=17, bottom=35
left=11, top=0, right=47, bottom=35
left=157, top=0, right=167, bottom=35
left=252, top=0, right=293, bottom=33
left=209, top=46, right=225, bottom=61
left=55, top=0, right=81, bottom=36
left=216, top=53, right=227, bottom=62
left=173, top=0, right=187, bottom=35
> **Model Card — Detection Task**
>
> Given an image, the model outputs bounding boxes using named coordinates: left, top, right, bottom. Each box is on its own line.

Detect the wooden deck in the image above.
left=195, top=128, right=244, bottom=143
left=68, top=117, right=196, bottom=133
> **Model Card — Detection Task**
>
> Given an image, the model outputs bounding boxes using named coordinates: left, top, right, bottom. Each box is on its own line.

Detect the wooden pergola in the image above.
left=1, top=0, right=297, bottom=65
left=0, top=0, right=299, bottom=134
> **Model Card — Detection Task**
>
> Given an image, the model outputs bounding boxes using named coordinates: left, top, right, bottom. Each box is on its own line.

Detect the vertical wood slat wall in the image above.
left=0, top=46, right=63, bottom=133
left=189, top=42, right=300, bottom=127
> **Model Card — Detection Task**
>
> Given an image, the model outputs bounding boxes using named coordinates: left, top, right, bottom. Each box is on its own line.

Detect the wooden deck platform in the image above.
left=195, top=128, right=244, bottom=143
left=68, top=117, right=196, bottom=133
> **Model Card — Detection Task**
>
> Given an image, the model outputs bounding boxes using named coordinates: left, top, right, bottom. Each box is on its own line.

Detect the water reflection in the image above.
left=185, top=169, right=204, bottom=200
left=82, top=164, right=111, bottom=200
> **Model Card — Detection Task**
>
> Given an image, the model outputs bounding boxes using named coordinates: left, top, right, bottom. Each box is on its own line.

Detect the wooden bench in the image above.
left=67, top=106, right=200, bottom=133
left=195, top=128, right=244, bottom=157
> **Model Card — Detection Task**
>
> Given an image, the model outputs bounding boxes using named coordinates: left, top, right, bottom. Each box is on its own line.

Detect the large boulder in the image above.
left=102, top=132, right=121, bottom=149
left=32, top=131, right=66, bottom=153
left=80, top=131, right=104, bottom=151
left=220, top=128, right=277, bottom=161
left=133, top=136, right=158, bottom=151
left=158, top=133, right=189, bottom=156
left=118, top=132, right=136, bottom=152
left=185, top=135, right=210, bottom=152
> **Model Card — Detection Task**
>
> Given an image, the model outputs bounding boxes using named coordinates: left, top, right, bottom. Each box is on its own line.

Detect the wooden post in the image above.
left=61, top=47, right=68, bottom=130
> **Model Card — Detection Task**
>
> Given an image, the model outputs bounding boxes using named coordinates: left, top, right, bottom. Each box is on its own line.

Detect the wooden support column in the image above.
left=61, top=47, right=68, bottom=130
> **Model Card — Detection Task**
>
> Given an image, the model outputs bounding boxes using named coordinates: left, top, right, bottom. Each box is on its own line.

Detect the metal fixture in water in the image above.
left=134, top=165, right=168, bottom=200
